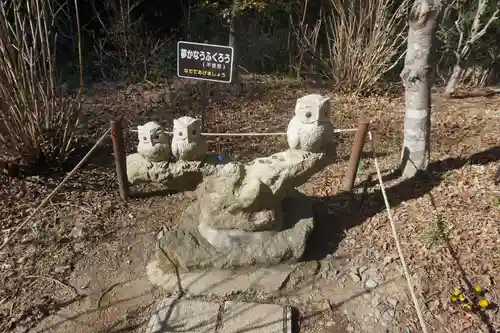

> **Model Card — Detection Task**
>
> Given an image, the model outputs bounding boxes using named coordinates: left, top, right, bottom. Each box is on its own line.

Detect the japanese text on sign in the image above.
left=180, top=49, right=231, bottom=64
left=177, top=41, right=234, bottom=83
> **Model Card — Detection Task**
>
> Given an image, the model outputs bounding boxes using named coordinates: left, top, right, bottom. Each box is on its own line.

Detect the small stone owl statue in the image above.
left=137, top=121, right=171, bottom=162
left=171, top=116, right=207, bottom=161
left=286, top=94, right=334, bottom=152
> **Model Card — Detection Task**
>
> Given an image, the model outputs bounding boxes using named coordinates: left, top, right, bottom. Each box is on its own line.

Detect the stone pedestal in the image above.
left=156, top=190, right=314, bottom=273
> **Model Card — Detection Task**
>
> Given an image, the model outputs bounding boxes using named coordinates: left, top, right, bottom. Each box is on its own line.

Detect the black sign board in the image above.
left=177, top=41, right=234, bottom=83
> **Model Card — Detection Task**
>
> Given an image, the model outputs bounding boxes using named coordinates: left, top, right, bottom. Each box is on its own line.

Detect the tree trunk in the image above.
left=229, top=0, right=239, bottom=84
left=443, top=64, right=463, bottom=98
left=400, top=0, right=445, bottom=178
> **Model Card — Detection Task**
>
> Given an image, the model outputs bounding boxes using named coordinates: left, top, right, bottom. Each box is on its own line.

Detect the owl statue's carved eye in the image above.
left=178, top=131, right=183, bottom=136
left=305, top=111, right=312, bottom=118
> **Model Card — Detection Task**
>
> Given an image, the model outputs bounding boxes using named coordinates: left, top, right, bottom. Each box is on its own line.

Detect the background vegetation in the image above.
left=0, top=0, right=499, bottom=167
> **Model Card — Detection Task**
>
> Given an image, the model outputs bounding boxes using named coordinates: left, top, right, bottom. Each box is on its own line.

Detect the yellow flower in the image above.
left=459, top=294, right=465, bottom=301
left=449, top=296, right=457, bottom=302
left=463, top=304, right=472, bottom=310
left=453, top=289, right=461, bottom=296
left=474, top=285, right=482, bottom=293
left=479, top=299, right=489, bottom=308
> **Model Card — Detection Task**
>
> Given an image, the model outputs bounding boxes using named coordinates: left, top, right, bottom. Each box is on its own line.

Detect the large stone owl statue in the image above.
left=137, top=121, right=171, bottom=162
left=286, top=94, right=334, bottom=152
left=171, top=116, right=207, bottom=161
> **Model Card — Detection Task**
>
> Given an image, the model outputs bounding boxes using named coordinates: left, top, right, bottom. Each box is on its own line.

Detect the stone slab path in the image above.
left=145, top=297, right=291, bottom=333
left=146, top=254, right=410, bottom=333
left=147, top=260, right=295, bottom=297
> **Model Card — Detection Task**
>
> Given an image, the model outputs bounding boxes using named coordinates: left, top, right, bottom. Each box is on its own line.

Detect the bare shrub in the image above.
left=439, top=0, right=499, bottom=96
left=91, top=0, right=175, bottom=81
left=295, top=0, right=409, bottom=94
left=0, top=0, right=80, bottom=165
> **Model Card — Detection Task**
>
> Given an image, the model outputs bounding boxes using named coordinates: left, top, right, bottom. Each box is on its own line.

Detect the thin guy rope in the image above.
left=368, top=130, right=429, bottom=333
left=129, top=128, right=358, bottom=135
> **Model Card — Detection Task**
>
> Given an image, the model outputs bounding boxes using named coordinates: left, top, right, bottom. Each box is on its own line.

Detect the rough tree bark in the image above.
left=400, top=0, right=446, bottom=178
left=229, top=0, right=239, bottom=84
left=443, top=0, right=499, bottom=98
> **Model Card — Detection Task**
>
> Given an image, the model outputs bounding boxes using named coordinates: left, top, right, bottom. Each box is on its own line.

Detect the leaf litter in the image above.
left=0, top=75, right=499, bottom=333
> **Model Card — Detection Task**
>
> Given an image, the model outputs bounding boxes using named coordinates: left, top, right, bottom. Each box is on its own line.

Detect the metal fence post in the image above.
left=111, top=119, right=129, bottom=201
left=344, top=120, right=369, bottom=191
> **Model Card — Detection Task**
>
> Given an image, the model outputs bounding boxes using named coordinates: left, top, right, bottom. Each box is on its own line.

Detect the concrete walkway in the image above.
left=145, top=297, right=292, bottom=333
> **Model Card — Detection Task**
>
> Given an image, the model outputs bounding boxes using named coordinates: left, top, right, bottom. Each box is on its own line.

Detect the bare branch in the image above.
left=444, top=0, right=499, bottom=95
left=469, top=7, right=499, bottom=44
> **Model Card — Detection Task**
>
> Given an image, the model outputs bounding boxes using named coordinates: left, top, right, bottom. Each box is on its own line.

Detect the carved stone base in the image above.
left=126, top=152, right=229, bottom=191
left=155, top=190, right=314, bottom=273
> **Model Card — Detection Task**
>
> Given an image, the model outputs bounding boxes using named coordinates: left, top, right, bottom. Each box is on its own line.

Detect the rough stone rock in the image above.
left=126, top=153, right=228, bottom=191
left=198, top=146, right=336, bottom=233
left=362, top=267, right=383, bottom=284
left=382, top=309, right=395, bottom=322
left=349, top=272, right=361, bottom=283
left=427, top=298, right=440, bottom=311
left=365, top=279, right=378, bottom=289
left=155, top=191, right=315, bottom=272
left=358, top=265, right=369, bottom=275
left=383, top=255, right=395, bottom=266
left=386, top=297, right=398, bottom=307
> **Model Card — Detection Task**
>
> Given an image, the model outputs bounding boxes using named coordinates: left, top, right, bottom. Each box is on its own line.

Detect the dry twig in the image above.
left=26, top=275, right=79, bottom=297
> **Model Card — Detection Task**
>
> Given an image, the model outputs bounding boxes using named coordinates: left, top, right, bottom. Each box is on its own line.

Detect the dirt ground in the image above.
left=0, top=76, right=499, bottom=333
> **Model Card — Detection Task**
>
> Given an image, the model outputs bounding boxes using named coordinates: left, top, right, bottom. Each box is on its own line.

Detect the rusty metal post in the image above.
left=111, top=119, right=129, bottom=201
left=344, top=120, right=369, bottom=191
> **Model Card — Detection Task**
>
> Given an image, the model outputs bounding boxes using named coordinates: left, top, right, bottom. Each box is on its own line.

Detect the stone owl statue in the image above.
left=171, top=116, right=207, bottom=161
left=286, top=94, right=334, bottom=152
left=137, top=121, right=171, bottom=162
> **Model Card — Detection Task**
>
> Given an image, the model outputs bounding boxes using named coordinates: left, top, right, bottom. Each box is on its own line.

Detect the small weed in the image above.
left=423, top=215, right=447, bottom=248
left=356, top=157, right=365, bottom=180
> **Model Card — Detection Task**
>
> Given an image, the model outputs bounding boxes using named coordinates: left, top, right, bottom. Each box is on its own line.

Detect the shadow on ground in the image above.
left=427, top=190, right=499, bottom=333
left=4, top=138, right=116, bottom=180
left=303, top=145, right=500, bottom=261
